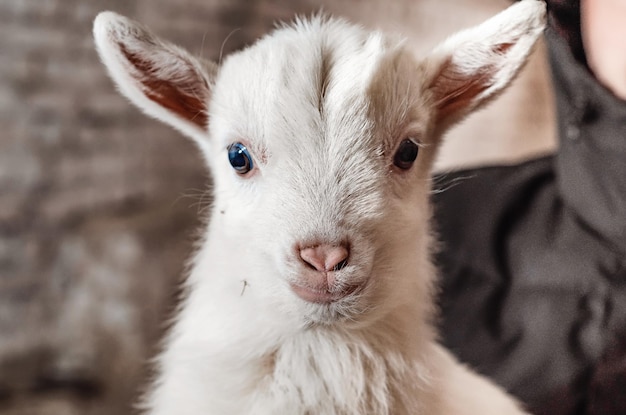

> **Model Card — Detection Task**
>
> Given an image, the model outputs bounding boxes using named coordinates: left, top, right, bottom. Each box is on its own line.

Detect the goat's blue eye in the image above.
left=227, top=142, right=254, bottom=174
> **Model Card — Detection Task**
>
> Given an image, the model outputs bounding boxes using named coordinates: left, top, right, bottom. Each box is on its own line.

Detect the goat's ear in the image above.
left=93, top=12, right=216, bottom=145
left=424, top=0, right=545, bottom=131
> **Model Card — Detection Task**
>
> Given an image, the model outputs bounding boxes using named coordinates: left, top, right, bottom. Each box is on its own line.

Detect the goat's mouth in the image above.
left=289, top=281, right=364, bottom=304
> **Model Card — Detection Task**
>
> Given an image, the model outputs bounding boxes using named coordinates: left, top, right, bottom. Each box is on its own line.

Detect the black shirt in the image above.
left=434, top=3, right=626, bottom=414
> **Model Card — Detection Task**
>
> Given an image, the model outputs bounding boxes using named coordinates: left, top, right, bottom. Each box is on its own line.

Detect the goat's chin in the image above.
left=300, top=302, right=368, bottom=327
left=293, top=285, right=379, bottom=328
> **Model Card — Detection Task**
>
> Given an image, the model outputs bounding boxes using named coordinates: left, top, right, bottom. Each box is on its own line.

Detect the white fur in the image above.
left=93, top=2, right=545, bottom=414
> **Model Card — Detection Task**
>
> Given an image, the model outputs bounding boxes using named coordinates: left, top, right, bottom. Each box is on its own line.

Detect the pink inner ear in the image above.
left=431, top=42, right=513, bottom=123
left=119, top=43, right=208, bottom=129
left=431, top=59, right=491, bottom=123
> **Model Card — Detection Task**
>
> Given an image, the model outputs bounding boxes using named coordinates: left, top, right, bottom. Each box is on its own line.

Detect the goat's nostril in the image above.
left=299, top=244, right=349, bottom=273
left=333, top=258, right=348, bottom=272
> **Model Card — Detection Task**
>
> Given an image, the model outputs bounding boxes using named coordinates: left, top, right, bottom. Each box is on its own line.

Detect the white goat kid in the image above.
left=94, top=2, right=545, bottom=414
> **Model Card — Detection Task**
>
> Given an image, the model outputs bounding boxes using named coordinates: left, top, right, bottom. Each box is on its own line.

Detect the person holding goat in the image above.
left=436, top=1, right=626, bottom=414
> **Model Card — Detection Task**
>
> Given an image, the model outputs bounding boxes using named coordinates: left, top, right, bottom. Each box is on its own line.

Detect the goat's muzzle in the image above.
left=290, top=243, right=362, bottom=303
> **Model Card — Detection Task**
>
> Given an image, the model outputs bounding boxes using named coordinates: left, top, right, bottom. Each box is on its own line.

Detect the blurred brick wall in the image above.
left=0, top=0, right=553, bottom=414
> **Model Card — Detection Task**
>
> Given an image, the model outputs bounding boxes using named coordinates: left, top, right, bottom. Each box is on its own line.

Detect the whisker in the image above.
left=219, top=28, right=241, bottom=66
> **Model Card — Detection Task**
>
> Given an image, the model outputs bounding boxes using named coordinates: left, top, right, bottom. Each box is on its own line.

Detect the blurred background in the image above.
left=0, top=0, right=555, bottom=414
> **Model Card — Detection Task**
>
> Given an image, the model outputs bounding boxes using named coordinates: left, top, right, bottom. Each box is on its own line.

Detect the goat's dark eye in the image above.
left=393, top=139, right=420, bottom=170
left=227, top=142, right=254, bottom=174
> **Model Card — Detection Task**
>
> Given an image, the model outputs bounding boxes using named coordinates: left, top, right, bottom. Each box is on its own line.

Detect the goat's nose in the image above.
left=299, top=244, right=349, bottom=273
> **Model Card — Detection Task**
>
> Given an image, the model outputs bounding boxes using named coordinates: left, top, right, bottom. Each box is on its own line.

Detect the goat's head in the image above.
left=93, top=1, right=545, bottom=326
